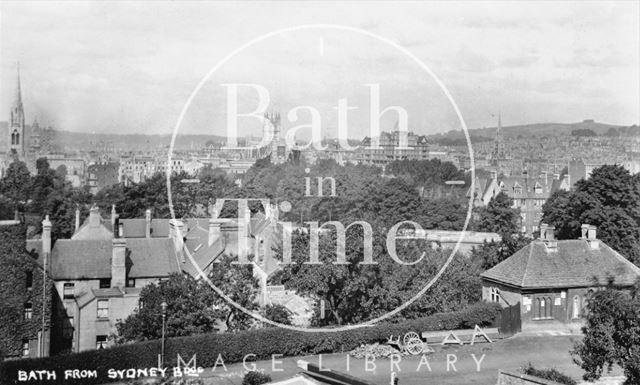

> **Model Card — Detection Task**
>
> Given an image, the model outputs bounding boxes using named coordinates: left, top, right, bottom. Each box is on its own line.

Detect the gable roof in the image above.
left=48, top=238, right=180, bottom=280
left=481, top=239, right=640, bottom=289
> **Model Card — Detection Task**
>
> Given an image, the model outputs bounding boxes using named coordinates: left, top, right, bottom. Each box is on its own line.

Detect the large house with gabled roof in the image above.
left=481, top=224, right=640, bottom=331
left=25, top=199, right=290, bottom=353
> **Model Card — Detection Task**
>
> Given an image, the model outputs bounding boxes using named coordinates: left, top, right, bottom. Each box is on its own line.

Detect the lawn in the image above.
left=191, top=334, right=614, bottom=385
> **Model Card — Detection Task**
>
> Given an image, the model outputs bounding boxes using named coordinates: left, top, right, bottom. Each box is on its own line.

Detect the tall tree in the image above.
left=542, top=165, right=640, bottom=265
left=0, top=160, right=31, bottom=208
left=476, top=192, right=520, bottom=236
left=572, top=280, right=640, bottom=385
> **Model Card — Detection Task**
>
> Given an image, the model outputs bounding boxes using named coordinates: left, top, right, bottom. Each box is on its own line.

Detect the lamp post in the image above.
left=160, top=301, right=167, bottom=368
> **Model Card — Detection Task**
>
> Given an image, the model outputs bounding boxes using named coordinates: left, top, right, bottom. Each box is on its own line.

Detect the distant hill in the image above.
left=428, top=120, right=636, bottom=145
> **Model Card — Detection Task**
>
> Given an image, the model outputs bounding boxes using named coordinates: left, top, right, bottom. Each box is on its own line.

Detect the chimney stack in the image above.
left=111, top=205, right=117, bottom=231
left=540, top=223, right=557, bottom=252
left=42, top=215, right=52, bottom=256
left=145, top=209, right=151, bottom=238
left=586, top=225, right=599, bottom=250
left=169, top=219, right=185, bottom=257
left=75, top=208, right=80, bottom=233
left=580, top=224, right=589, bottom=239
left=111, top=238, right=126, bottom=288
left=540, top=223, right=548, bottom=240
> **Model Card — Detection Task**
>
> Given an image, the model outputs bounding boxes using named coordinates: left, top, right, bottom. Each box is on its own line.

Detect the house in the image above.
left=24, top=199, right=294, bottom=353
left=480, top=224, right=640, bottom=331
left=0, top=219, right=68, bottom=359
left=497, top=175, right=555, bottom=236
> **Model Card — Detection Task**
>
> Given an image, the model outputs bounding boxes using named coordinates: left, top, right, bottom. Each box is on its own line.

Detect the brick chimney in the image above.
left=540, top=223, right=557, bottom=252
left=111, top=238, right=126, bottom=288
left=587, top=225, right=599, bottom=250
left=42, top=215, right=52, bottom=256
left=145, top=209, right=151, bottom=238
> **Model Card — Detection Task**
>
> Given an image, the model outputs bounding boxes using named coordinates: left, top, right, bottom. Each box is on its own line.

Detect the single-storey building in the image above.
left=481, top=224, right=640, bottom=331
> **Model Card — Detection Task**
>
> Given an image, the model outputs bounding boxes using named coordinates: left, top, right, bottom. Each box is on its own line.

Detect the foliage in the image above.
left=116, top=259, right=258, bottom=342
left=471, top=235, right=532, bottom=271
left=0, top=160, right=31, bottom=207
left=242, top=371, right=272, bottom=385
left=570, top=128, right=596, bottom=137
left=94, top=171, right=240, bottom=219
left=542, top=165, right=640, bottom=265
left=0, top=302, right=501, bottom=385
left=475, top=192, right=520, bottom=236
left=263, top=304, right=293, bottom=326
left=521, top=362, right=577, bottom=385
left=571, top=280, right=640, bottom=385
left=0, top=224, right=55, bottom=358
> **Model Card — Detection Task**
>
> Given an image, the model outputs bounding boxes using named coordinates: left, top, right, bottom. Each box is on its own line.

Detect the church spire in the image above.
left=9, top=62, right=25, bottom=156
left=11, top=62, right=24, bottom=126
left=14, top=62, right=23, bottom=111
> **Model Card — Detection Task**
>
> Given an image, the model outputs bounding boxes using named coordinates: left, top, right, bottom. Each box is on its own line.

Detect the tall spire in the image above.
left=14, top=62, right=23, bottom=111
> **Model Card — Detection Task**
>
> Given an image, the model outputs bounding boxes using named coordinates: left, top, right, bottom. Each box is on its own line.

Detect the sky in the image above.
left=0, top=1, right=638, bottom=139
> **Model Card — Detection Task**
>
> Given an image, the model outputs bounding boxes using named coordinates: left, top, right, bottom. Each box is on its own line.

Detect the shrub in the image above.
left=522, top=362, right=577, bottom=385
left=0, top=302, right=501, bottom=385
left=242, top=371, right=272, bottom=385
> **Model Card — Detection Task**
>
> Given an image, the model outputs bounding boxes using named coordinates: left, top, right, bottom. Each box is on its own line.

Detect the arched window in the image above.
left=16, top=132, right=20, bottom=145
left=545, top=297, right=553, bottom=318
left=535, top=298, right=542, bottom=319
left=11, top=132, right=15, bottom=145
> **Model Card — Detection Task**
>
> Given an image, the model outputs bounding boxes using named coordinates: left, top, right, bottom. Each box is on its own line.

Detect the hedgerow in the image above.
left=0, top=302, right=501, bottom=385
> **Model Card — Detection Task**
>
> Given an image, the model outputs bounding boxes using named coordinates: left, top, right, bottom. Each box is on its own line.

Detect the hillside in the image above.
left=429, top=120, right=634, bottom=145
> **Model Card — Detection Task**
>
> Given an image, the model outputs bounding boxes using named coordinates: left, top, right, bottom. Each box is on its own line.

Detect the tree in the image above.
left=572, top=280, right=640, bottom=385
left=263, top=304, right=293, bottom=326
left=115, top=273, right=220, bottom=342
left=116, top=257, right=258, bottom=342
left=475, top=192, right=520, bottom=236
left=542, top=165, right=640, bottom=265
left=0, top=160, right=31, bottom=207
left=471, top=234, right=532, bottom=270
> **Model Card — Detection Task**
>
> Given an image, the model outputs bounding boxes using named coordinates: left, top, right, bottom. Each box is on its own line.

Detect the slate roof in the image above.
left=48, top=238, right=180, bottom=280
left=103, top=218, right=171, bottom=238
left=481, top=239, right=640, bottom=289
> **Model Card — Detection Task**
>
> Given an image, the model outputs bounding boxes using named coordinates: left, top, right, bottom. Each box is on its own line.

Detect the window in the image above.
left=126, top=278, right=135, bottom=288
left=63, top=283, right=75, bottom=299
left=97, top=299, right=109, bottom=318
left=99, top=278, right=110, bottom=289
left=25, top=271, right=33, bottom=290
left=489, top=287, right=500, bottom=303
left=96, top=335, right=108, bottom=349
left=64, top=316, right=74, bottom=338
left=22, top=339, right=29, bottom=356
left=24, top=303, right=33, bottom=320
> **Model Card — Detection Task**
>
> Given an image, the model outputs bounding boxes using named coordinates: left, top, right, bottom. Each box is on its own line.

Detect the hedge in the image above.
left=0, top=302, right=501, bottom=385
